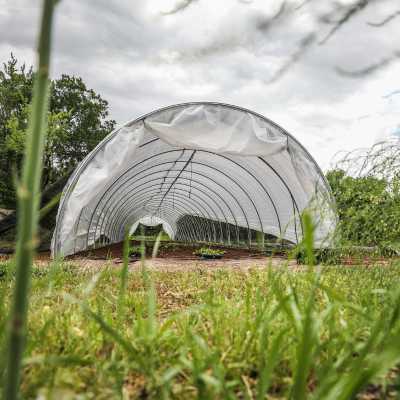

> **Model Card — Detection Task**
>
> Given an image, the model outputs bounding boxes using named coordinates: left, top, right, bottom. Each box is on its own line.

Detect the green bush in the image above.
left=193, top=247, right=226, bottom=257
left=327, top=169, right=400, bottom=248
left=0, top=262, right=8, bottom=280
left=0, top=55, right=116, bottom=208
left=128, top=245, right=143, bottom=258
left=295, top=244, right=400, bottom=265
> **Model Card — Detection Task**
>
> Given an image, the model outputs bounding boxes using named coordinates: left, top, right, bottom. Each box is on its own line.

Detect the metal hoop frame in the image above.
left=53, top=102, right=335, bottom=256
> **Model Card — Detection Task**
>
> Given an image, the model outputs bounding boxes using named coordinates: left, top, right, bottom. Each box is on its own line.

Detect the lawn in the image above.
left=1, top=259, right=400, bottom=399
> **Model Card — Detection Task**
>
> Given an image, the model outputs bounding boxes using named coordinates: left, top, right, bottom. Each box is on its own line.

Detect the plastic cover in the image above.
left=52, top=102, right=336, bottom=257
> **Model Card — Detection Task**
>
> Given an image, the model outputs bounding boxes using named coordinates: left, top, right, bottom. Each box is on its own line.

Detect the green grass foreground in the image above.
left=1, top=261, right=400, bottom=399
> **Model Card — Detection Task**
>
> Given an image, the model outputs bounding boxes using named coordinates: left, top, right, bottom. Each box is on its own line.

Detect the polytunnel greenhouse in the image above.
left=52, top=102, right=337, bottom=257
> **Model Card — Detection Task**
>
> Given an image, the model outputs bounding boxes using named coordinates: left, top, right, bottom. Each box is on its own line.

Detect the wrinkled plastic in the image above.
left=52, top=103, right=336, bottom=257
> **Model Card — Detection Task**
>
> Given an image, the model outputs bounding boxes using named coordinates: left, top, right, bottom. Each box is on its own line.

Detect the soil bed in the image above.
left=69, top=241, right=275, bottom=261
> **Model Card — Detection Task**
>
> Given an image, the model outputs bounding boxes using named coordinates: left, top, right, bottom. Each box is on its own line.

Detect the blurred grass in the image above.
left=2, top=0, right=57, bottom=398
left=2, top=0, right=400, bottom=399
left=1, top=260, right=400, bottom=399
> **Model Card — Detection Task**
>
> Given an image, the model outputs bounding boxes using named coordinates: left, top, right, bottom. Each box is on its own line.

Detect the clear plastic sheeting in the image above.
left=129, top=216, right=174, bottom=239
left=51, top=102, right=337, bottom=257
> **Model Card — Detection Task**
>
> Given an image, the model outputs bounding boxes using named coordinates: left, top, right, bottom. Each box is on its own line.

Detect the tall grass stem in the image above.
left=117, top=228, right=130, bottom=323
left=3, top=1, right=57, bottom=398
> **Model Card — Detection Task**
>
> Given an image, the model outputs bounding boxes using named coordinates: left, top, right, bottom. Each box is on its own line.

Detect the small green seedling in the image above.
left=193, top=247, right=226, bottom=259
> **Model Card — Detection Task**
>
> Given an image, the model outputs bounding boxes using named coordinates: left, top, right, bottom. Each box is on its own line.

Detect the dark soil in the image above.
left=70, top=241, right=271, bottom=261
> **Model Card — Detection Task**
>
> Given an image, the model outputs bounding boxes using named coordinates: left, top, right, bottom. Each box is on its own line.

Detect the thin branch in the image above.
left=295, top=0, right=312, bottom=11
left=256, top=1, right=287, bottom=31
left=266, top=33, right=315, bottom=84
left=161, top=0, right=198, bottom=15
left=319, top=0, right=370, bottom=45
left=368, top=9, right=400, bottom=27
left=336, top=50, right=400, bottom=77
left=383, top=90, right=400, bottom=99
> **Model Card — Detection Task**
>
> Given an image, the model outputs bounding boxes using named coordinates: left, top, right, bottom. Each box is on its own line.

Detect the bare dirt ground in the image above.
left=6, top=241, right=294, bottom=272
left=27, top=241, right=293, bottom=271
left=3, top=239, right=296, bottom=272
left=2, top=241, right=393, bottom=272
left=33, top=255, right=296, bottom=272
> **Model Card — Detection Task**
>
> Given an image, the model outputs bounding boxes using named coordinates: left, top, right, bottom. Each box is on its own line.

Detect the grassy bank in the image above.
left=1, top=260, right=400, bottom=399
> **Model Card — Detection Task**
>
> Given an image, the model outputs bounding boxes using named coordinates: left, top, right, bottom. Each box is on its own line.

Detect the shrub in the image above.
left=193, top=247, right=226, bottom=258
left=128, top=246, right=143, bottom=258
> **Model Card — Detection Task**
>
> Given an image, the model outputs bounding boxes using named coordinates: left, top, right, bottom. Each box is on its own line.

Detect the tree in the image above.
left=326, top=169, right=400, bottom=247
left=0, top=54, right=116, bottom=208
left=0, top=55, right=34, bottom=207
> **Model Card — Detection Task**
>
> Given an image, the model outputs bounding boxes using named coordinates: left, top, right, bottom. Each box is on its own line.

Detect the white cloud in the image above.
left=0, top=0, right=399, bottom=170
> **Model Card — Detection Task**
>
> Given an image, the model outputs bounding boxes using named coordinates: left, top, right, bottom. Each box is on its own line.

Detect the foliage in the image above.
left=0, top=54, right=116, bottom=208
left=295, top=245, right=400, bottom=266
left=0, top=262, right=9, bottom=280
left=128, top=245, right=144, bottom=258
left=130, top=225, right=170, bottom=242
left=159, top=242, right=177, bottom=250
left=327, top=168, right=400, bottom=247
left=1, top=260, right=400, bottom=398
left=193, top=247, right=226, bottom=257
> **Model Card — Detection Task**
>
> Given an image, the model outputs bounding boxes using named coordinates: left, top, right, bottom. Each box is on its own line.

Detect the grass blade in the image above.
left=3, top=1, right=57, bottom=398
left=117, top=228, right=130, bottom=322
left=291, top=211, right=318, bottom=400
left=256, top=330, right=284, bottom=400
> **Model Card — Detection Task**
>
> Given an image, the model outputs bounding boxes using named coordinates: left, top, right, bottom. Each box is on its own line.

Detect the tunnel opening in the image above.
left=52, top=102, right=337, bottom=258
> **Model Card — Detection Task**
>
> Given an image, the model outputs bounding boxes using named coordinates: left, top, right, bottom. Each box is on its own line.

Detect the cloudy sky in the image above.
left=1, top=0, right=399, bottom=169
